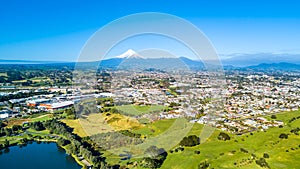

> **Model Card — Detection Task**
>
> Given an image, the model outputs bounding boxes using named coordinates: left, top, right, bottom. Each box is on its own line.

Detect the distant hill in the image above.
left=246, top=62, right=300, bottom=71
left=178, top=57, right=204, bottom=69
left=222, top=53, right=300, bottom=67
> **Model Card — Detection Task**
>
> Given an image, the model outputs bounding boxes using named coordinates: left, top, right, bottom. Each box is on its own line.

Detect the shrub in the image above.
left=263, top=153, right=269, bottom=158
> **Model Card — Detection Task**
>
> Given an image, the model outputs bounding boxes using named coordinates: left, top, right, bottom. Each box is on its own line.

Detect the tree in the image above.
left=57, top=138, right=71, bottom=146
left=143, top=146, right=168, bottom=168
left=64, top=107, right=76, bottom=119
left=4, top=139, right=9, bottom=147
left=218, top=132, right=231, bottom=141
left=4, top=128, right=12, bottom=136
left=12, top=125, right=22, bottom=132
left=279, top=133, right=288, bottom=139
left=143, top=158, right=161, bottom=169
left=0, top=120, right=4, bottom=129
left=271, top=115, right=277, bottom=119
left=240, top=148, right=248, bottom=153
left=198, top=161, right=210, bottom=169
left=20, top=138, right=28, bottom=144
left=179, top=135, right=200, bottom=147
left=263, top=153, right=269, bottom=158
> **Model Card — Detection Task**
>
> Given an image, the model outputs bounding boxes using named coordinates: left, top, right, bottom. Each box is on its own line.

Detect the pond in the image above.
left=0, top=142, right=81, bottom=169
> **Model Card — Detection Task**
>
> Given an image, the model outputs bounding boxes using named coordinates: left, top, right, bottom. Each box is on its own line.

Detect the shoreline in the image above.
left=60, top=144, right=86, bottom=168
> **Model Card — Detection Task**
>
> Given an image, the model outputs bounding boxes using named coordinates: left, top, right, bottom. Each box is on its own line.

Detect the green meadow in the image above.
left=116, top=105, right=165, bottom=116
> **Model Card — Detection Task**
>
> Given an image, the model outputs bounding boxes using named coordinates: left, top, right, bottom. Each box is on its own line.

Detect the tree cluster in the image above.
left=90, top=131, right=143, bottom=150
left=29, top=121, right=45, bottom=131
left=119, top=130, right=141, bottom=138
left=198, top=161, right=210, bottom=169
left=255, top=158, right=270, bottom=168
left=179, top=135, right=200, bottom=147
left=44, top=120, right=108, bottom=169
left=142, top=146, right=168, bottom=168
left=290, top=127, right=300, bottom=135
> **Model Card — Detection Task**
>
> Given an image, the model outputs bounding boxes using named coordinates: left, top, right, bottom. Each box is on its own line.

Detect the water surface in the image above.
left=0, top=142, right=81, bottom=169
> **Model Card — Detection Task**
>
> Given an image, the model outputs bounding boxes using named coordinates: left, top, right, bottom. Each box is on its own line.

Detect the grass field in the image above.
left=62, top=112, right=144, bottom=137
left=133, top=119, right=177, bottom=137
left=31, top=114, right=53, bottom=122
left=115, top=105, right=165, bottom=116
left=264, top=110, right=299, bottom=123
left=6, top=114, right=53, bottom=127
left=0, top=128, right=52, bottom=146
left=30, top=77, right=50, bottom=82
left=61, top=119, right=87, bottom=137
left=12, top=77, right=51, bottom=83
left=12, top=79, right=27, bottom=83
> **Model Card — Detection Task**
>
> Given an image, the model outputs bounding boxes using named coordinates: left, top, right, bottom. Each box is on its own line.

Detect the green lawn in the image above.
left=116, top=104, right=165, bottom=116
left=133, top=119, right=176, bottom=137
left=31, top=114, right=53, bottom=122
left=26, top=128, right=50, bottom=135
left=0, top=135, right=26, bottom=145
left=0, top=129, right=52, bottom=146
left=264, top=110, right=300, bottom=123
left=12, top=76, right=51, bottom=83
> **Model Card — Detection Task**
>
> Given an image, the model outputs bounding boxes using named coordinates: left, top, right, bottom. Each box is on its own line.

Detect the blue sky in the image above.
left=0, top=0, right=299, bottom=61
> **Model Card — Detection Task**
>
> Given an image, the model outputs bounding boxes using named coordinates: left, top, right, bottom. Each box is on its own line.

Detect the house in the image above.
left=49, top=88, right=67, bottom=94
left=27, top=99, right=50, bottom=107
left=0, top=109, right=11, bottom=119
left=39, top=101, right=74, bottom=111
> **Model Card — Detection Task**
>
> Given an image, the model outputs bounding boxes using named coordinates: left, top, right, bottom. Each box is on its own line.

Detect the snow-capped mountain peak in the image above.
left=115, top=49, right=143, bottom=59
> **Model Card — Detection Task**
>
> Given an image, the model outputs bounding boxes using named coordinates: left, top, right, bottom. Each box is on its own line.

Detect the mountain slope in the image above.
left=246, top=62, right=300, bottom=71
